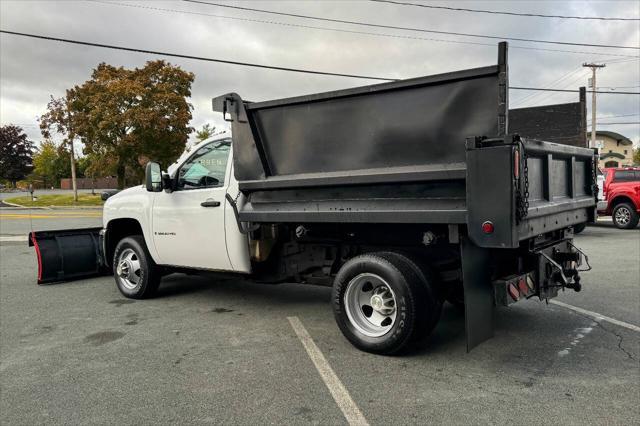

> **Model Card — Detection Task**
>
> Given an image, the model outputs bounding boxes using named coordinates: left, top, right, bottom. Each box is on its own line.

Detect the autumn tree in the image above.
left=69, top=60, right=194, bottom=188
left=195, top=123, right=216, bottom=142
left=0, top=125, right=34, bottom=187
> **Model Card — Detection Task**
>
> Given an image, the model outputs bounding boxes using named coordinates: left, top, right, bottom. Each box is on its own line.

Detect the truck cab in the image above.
left=103, top=137, right=250, bottom=276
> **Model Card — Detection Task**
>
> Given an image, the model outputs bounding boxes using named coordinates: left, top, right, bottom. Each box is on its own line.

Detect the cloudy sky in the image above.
left=1, top=0, right=639, bottom=150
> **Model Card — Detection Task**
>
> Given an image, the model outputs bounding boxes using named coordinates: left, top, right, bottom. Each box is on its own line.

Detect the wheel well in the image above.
left=610, top=196, right=635, bottom=209
left=105, top=218, right=144, bottom=268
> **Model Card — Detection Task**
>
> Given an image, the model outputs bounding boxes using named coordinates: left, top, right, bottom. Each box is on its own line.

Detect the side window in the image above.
left=613, top=170, right=634, bottom=182
left=176, top=141, right=231, bottom=190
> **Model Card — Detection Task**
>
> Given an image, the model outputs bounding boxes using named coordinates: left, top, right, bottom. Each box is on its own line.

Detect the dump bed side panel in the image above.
left=249, top=70, right=499, bottom=177
left=215, top=61, right=505, bottom=187
left=215, top=59, right=508, bottom=225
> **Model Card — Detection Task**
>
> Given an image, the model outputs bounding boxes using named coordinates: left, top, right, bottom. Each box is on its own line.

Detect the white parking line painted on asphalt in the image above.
left=550, top=300, right=640, bottom=333
left=287, top=316, right=369, bottom=426
left=0, top=236, right=28, bottom=242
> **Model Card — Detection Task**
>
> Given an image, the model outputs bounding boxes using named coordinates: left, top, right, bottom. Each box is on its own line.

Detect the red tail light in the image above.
left=514, top=150, right=520, bottom=179
left=482, top=221, right=494, bottom=234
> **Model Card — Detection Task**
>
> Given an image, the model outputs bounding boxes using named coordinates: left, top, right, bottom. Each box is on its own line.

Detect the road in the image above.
left=1, top=210, right=638, bottom=425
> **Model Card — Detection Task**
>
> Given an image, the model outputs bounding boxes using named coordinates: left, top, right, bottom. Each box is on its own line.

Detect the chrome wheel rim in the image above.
left=344, top=273, right=397, bottom=337
left=116, top=248, right=141, bottom=290
left=615, top=207, right=631, bottom=225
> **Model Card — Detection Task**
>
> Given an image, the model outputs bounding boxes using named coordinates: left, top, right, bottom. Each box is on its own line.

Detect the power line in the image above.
left=2, top=29, right=639, bottom=97
left=91, top=0, right=639, bottom=58
left=370, top=0, right=640, bottom=21
left=183, top=0, right=640, bottom=50
left=598, top=85, right=640, bottom=89
left=595, top=122, right=640, bottom=125
left=510, top=87, right=639, bottom=94
left=589, top=113, right=640, bottom=120
left=0, top=30, right=396, bottom=82
left=515, top=70, right=591, bottom=107
left=511, top=67, right=584, bottom=106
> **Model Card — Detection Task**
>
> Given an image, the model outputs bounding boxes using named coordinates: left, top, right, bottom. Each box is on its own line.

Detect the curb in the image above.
left=0, top=200, right=26, bottom=208
left=0, top=202, right=103, bottom=210
left=42, top=206, right=104, bottom=210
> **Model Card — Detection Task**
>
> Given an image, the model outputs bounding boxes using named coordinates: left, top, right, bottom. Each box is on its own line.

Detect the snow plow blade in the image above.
left=28, top=228, right=107, bottom=284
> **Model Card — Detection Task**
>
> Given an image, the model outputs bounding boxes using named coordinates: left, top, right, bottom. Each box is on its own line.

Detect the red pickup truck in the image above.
left=597, top=167, right=640, bottom=229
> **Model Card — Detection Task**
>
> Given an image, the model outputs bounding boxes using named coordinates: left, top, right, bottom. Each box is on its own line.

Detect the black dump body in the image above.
left=214, top=43, right=596, bottom=248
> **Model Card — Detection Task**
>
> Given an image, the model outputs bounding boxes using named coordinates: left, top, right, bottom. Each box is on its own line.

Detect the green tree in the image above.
left=69, top=60, right=194, bottom=188
left=633, top=147, right=640, bottom=165
left=32, top=140, right=60, bottom=188
left=195, top=123, right=216, bottom=142
left=39, top=95, right=80, bottom=200
left=0, top=125, right=34, bottom=187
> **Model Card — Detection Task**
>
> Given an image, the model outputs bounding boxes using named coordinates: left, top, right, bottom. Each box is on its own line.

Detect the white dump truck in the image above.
left=30, top=43, right=596, bottom=354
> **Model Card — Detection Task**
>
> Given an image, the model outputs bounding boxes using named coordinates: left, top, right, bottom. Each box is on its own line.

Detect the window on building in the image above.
left=624, top=149, right=628, bottom=155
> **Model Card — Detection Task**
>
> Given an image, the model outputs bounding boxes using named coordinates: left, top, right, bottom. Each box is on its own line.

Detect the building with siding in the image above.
left=588, top=130, right=634, bottom=168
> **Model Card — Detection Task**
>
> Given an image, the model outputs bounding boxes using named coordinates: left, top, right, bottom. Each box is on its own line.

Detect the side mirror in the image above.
left=145, top=162, right=163, bottom=192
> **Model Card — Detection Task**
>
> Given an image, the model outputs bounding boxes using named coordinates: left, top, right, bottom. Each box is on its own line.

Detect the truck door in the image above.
left=151, top=140, right=233, bottom=270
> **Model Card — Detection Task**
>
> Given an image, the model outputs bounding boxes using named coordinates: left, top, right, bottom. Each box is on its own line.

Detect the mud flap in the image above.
left=28, top=228, right=107, bottom=284
left=461, top=237, right=495, bottom=352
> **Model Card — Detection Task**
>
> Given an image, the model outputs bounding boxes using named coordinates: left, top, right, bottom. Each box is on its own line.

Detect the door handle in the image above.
left=200, top=200, right=221, bottom=207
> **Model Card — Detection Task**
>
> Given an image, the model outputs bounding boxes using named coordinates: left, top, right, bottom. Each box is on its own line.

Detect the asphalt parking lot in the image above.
left=1, top=208, right=639, bottom=425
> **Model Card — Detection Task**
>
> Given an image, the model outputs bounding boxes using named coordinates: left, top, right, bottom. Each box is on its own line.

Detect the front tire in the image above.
left=112, top=235, right=161, bottom=299
left=612, top=203, right=639, bottom=229
left=332, top=252, right=439, bottom=355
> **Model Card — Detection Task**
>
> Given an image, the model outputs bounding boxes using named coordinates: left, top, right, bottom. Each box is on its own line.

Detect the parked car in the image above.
left=100, top=189, right=120, bottom=201
left=598, top=167, right=640, bottom=229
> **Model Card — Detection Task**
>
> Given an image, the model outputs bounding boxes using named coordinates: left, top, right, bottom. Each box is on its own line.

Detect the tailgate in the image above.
left=466, top=136, right=596, bottom=248
left=518, top=140, right=597, bottom=240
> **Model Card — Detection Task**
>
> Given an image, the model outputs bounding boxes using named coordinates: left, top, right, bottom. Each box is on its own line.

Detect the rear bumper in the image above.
left=28, top=228, right=108, bottom=284
left=494, top=239, right=586, bottom=306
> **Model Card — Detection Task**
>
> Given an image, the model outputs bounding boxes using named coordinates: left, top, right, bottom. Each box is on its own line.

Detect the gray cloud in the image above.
left=1, top=0, right=638, bottom=148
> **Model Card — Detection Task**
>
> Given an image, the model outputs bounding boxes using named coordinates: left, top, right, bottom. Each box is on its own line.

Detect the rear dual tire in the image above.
left=332, top=252, right=441, bottom=355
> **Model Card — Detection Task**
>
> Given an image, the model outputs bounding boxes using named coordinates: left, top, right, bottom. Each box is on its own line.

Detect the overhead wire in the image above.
left=369, top=0, right=640, bottom=21
left=89, top=0, right=640, bottom=58
left=182, top=0, right=640, bottom=50
left=0, top=30, right=396, bottom=81
left=1, top=30, right=638, bottom=96
left=511, top=67, right=585, bottom=106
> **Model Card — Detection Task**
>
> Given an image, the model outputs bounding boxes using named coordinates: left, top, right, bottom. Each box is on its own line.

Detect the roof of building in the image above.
left=587, top=130, right=633, bottom=145
left=599, top=152, right=626, bottom=160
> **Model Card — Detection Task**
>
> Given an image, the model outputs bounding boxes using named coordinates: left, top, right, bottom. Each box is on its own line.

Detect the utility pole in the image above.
left=66, top=101, right=78, bottom=202
left=583, top=63, right=606, bottom=149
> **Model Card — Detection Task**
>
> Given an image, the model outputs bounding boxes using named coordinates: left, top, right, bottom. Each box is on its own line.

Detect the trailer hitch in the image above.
left=539, top=243, right=589, bottom=293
